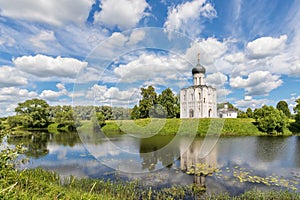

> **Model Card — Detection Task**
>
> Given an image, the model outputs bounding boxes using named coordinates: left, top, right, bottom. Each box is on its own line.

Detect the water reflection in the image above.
left=180, top=139, right=218, bottom=187
left=6, top=132, right=300, bottom=194
left=7, top=131, right=81, bottom=158
left=255, top=136, right=288, bottom=162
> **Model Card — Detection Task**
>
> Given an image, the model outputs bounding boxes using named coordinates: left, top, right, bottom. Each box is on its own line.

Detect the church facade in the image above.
left=180, top=55, right=217, bottom=118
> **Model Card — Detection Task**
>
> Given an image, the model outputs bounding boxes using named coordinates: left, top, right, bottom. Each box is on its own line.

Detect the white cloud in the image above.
left=0, top=0, right=94, bottom=26
left=29, top=30, right=56, bottom=50
left=0, top=66, right=28, bottom=87
left=13, top=54, right=88, bottom=78
left=164, top=0, right=216, bottom=36
left=0, top=87, right=39, bottom=116
left=185, top=38, right=228, bottom=67
left=235, top=98, right=272, bottom=110
left=246, top=35, right=287, bottom=59
left=87, top=84, right=140, bottom=106
left=113, top=53, right=189, bottom=83
left=127, top=29, right=146, bottom=46
left=230, top=71, right=283, bottom=96
left=206, top=72, right=228, bottom=89
left=39, top=83, right=67, bottom=100
left=224, top=52, right=245, bottom=64
left=94, top=0, right=150, bottom=30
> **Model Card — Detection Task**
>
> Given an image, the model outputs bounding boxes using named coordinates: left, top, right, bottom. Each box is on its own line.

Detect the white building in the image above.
left=218, top=103, right=238, bottom=118
left=180, top=54, right=217, bottom=118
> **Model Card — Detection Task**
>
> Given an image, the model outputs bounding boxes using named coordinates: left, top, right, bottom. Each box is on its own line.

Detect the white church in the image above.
left=180, top=54, right=217, bottom=118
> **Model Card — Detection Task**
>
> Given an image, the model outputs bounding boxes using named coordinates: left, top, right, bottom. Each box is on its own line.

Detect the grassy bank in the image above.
left=1, top=166, right=300, bottom=199
left=100, top=118, right=287, bottom=136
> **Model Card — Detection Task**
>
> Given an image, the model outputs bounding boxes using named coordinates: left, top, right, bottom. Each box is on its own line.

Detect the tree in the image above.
left=253, top=105, right=288, bottom=134
left=157, top=88, right=180, bottom=118
left=92, top=112, right=106, bottom=128
left=14, top=98, right=50, bottom=128
left=139, top=86, right=158, bottom=118
left=130, top=105, right=140, bottom=119
left=246, top=108, right=253, bottom=118
left=276, top=100, right=291, bottom=118
left=294, top=98, right=300, bottom=129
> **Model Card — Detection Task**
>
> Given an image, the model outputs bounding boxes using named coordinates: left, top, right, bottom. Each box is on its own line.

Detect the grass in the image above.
left=99, top=118, right=273, bottom=137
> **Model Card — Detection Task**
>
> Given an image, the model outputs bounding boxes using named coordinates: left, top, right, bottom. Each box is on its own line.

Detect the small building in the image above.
left=218, top=103, right=238, bottom=118
left=180, top=54, right=217, bottom=118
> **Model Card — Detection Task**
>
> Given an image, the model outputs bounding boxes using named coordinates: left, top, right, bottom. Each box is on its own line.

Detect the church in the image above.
left=180, top=54, right=217, bottom=118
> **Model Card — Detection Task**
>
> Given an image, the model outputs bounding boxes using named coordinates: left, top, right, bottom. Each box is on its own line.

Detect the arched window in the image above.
left=189, top=109, right=194, bottom=118
left=208, top=109, right=212, bottom=117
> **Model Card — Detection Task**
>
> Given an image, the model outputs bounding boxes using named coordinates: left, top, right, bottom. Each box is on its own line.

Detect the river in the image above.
left=6, top=131, right=300, bottom=195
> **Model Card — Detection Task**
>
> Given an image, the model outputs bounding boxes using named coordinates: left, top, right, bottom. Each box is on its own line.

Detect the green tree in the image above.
left=92, top=112, right=106, bottom=128
left=294, top=98, right=300, bottom=129
left=130, top=105, right=140, bottom=119
left=246, top=108, right=253, bottom=118
left=14, top=98, right=50, bottom=128
left=253, top=105, right=288, bottom=134
left=139, top=86, right=158, bottom=118
left=158, top=88, right=180, bottom=118
left=276, top=100, right=291, bottom=118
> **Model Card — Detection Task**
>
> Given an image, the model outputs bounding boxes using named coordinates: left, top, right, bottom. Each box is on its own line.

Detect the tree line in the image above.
left=1, top=86, right=300, bottom=135
left=4, top=98, right=129, bottom=131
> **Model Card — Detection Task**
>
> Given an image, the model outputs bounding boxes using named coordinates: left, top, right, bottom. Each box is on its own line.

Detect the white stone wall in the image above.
left=180, top=86, right=217, bottom=118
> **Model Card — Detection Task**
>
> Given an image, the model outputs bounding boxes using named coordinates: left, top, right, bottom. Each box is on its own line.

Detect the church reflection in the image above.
left=180, top=139, right=218, bottom=187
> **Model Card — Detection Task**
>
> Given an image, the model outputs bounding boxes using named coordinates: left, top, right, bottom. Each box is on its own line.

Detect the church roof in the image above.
left=192, top=63, right=206, bottom=74
left=192, top=53, right=206, bottom=74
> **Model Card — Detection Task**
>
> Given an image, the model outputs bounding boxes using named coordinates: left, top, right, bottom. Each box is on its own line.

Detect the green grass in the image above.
left=99, top=118, right=271, bottom=137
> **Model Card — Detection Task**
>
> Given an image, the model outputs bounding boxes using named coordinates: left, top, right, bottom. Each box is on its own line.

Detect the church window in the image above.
left=204, top=98, right=206, bottom=103
left=191, top=93, right=194, bottom=100
left=198, top=92, right=201, bottom=100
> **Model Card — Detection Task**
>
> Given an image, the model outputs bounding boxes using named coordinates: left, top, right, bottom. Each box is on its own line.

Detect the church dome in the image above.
left=192, top=63, right=206, bottom=74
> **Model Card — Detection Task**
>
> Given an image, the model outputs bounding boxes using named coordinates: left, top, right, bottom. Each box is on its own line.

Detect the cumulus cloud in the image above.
left=94, top=0, right=150, bottom=30
left=235, top=98, right=271, bottom=110
left=185, top=38, right=228, bottom=67
left=13, top=54, right=88, bottom=78
left=39, top=83, right=67, bottom=100
left=0, top=66, right=28, bottom=87
left=246, top=35, right=287, bottom=59
left=0, top=0, right=94, bottom=26
left=230, top=71, right=283, bottom=96
left=86, top=84, right=140, bottom=106
left=206, top=72, right=228, bottom=89
left=113, top=53, right=189, bottom=83
left=224, top=52, right=245, bottom=64
left=164, top=0, right=216, bottom=36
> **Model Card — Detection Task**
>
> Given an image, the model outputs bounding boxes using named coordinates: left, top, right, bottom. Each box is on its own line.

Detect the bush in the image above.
left=253, top=105, right=288, bottom=134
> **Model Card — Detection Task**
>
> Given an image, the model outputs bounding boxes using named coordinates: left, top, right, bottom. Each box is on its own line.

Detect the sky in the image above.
left=0, top=0, right=300, bottom=116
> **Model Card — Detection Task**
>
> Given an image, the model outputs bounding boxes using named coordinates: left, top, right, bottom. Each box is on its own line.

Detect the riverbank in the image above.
left=1, top=166, right=299, bottom=200
left=99, top=118, right=293, bottom=136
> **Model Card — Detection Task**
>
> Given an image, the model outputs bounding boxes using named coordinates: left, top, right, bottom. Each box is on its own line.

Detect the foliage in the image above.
left=92, top=112, right=106, bottom=128
left=12, top=98, right=50, bottom=128
left=293, top=98, right=300, bottom=131
left=139, top=86, right=158, bottom=118
left=130, top=105, right=140, bottom=119
left=131, top=86, right=179, bottom=119
left=157, top=88, right=180, bottom=118
left=253, top=105, right=288, bottom=134
left=246, top=108, right=253, bottom=118
left=276, top=100, right=291, bottom=118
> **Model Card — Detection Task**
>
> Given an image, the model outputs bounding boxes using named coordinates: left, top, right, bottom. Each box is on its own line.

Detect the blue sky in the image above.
left=0, top=0, right=300, bottom=116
